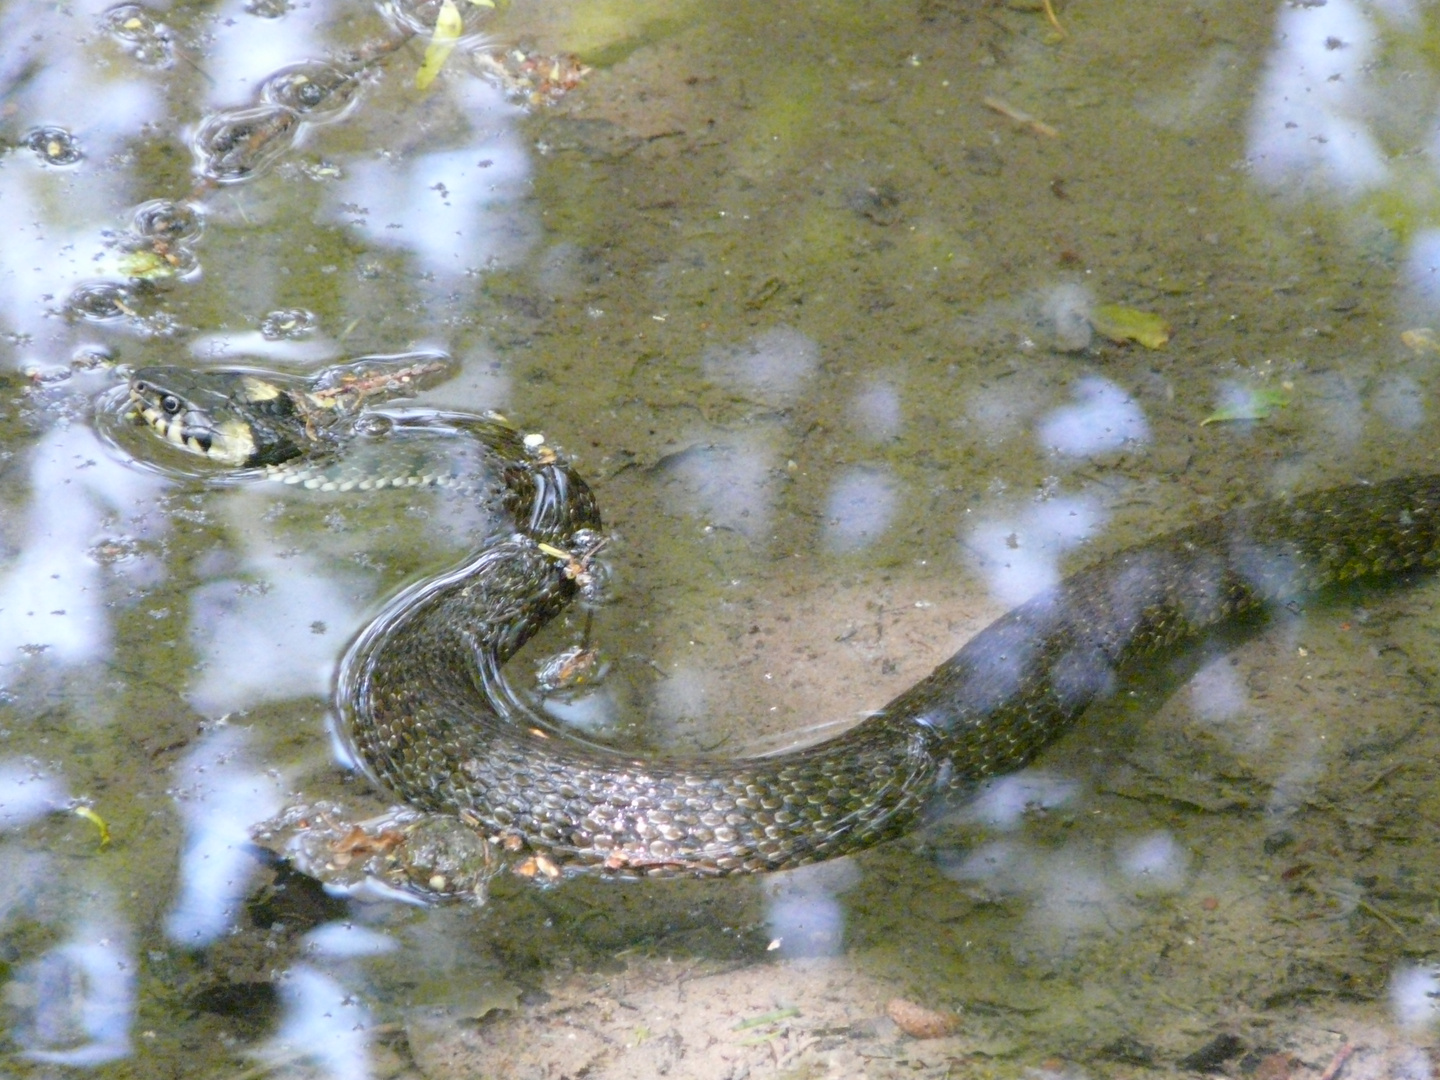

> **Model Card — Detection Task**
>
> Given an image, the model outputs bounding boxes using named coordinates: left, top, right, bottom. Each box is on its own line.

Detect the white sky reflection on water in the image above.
left=964, top=494, right=1104, bottom=606
left=330, top=81, right=533, bottom=279
left=1115, top=831, right=1189, bottom=893
left=189, top=329, right=344, bottom=366
left=0, top=426, right=165, bottom=669
left=1186, top=655, right=1250, bottom=724
left=0, top=762, right=68, bottom=832
left=199, top=0, right=330, bottom=107
left=303, top=922, right=397, bottom=959
left=262, top=966, right=373, bottom=1080
left=822, top=466, right=898, bottom=553
left=702, top=326, right=819, bottom=406
left=0, top=3, right=163, bottom=359
left=946, top=771, right=1080, bottom=831
left=1247, top=0, right=1387, bottom=195
left=1390, top=964, right=1440, bottom=1030
left=187, top=550, right=364, bottom=715
left=12, top=926, right=135, bottom=1067
left=1035, top=376, right=1149, bottom=458
left=762, top=860, right=858, bottom=959
left=166, top=728, right=284, bottom=946
left=846, top=377, right=903, bottom=443
left=659, top=439, right=775, bottom=537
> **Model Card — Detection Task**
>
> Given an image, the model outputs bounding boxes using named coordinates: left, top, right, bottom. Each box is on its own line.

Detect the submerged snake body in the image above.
left=127, top=366, right=1440, bottom=878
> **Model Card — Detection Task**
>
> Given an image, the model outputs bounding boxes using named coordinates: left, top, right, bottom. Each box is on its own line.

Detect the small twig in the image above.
left=1041, top=0, right=1067, bottom=37
left=1357, top=760, right=1405, bottom=793
left=1317, top=1041, right=1355, bottom=1080
left=982, top=95, right=1059, bottom=138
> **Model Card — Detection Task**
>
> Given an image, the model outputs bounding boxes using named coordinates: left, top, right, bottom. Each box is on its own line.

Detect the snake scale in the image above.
left=124, top=363, right=1440, bottom=879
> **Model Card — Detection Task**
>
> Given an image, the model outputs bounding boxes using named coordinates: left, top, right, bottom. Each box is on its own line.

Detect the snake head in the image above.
left=128, top=366, right=306, bottom=467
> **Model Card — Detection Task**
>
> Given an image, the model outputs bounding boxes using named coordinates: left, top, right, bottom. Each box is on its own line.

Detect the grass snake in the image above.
left=123, top=362, right=1440, bottom=880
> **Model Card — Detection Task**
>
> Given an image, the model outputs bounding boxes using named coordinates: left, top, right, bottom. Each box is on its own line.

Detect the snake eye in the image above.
left=161, top=394, right=182, bottom=415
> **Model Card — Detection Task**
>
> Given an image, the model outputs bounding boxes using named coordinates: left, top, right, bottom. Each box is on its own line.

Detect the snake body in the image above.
left=124, top=365, right=1440, bottom=878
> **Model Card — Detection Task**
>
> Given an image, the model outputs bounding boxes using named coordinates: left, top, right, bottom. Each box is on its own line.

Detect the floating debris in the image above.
left=475, top=48, right=592, bottom=105
left=982, top=95, right=1058, bottom=137
left=1400, top=327, right=1440, bottom=355
left=416, top=0, right=466, bottom=89
left=1201, top=388, right=1289, bottom=426
left=1089, top=302, right=1171, bottom=348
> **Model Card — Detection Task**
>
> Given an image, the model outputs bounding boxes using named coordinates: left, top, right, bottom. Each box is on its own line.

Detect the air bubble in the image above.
left=261, top=62, right=361, bottom=122
left=260, top=308, right=318, bottom=340
left=102, top=3, right=172, bottom=65
left=192, top=104, right=299, bottom=183
left=66, top=282, right=136, bottom=322
left=387, top=0, right=493, bottom=41
left=133, top=200, right=202, bottom=244
left=25, top=127, right=82, bottom=166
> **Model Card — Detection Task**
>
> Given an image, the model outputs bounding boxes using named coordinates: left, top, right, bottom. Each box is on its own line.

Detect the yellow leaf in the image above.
left=416, top=0, right=464, bottom=90
left=1090, top=303, right=1171, bottom=349
left=1401, top=328, right=1440, bottom=355
left=1200, top=389, right=1289, bottom=426
left=74, top=805, right=112, bottom=848
left=117, top=249, right=175, bottom=280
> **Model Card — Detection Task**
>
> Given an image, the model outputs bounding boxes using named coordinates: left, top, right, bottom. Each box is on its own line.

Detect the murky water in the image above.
left=3, top=0, right=1440, bottom=1075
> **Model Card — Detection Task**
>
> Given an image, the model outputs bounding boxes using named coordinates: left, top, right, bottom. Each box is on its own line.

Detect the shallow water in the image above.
left=3, top=0, right=1440, bottom=1076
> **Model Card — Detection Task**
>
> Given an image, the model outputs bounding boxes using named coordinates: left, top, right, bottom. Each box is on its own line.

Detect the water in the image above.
left=2, top=0, right=1440, bottom=1075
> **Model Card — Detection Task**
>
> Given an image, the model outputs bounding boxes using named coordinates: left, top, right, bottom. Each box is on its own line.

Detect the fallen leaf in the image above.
left=1090, top=303, right=1171, bottom=348
left=416, top=0, right=463, bottom=90
left=1401, top=328, right=1440, bottom=355
left=1200, top=388, right=1289, bottom=426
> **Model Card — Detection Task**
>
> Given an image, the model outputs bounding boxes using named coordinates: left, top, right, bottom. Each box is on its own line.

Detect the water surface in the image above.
left=2, top=0, right=1440, bottom=1076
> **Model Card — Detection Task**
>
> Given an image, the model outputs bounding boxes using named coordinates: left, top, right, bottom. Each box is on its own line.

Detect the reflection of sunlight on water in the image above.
left=846, top=377, right=902, bottom=443
left=200, top=0, right=328, bottom=104
left=701, top=326, right=818, bottom=406
left=1390, top=964, right=1440, bottom=1030
left=188, top=551, right=364, bottom=714
left=822, top=467, right=898, bottom=553
left=1186, top=655, right=1249, bottom=723
left=11, top=927, right=134, bottom=1066
left=0, top=761, right=68, bottom=830
left=948, top=771, right=1079, bottom=830
left=167, top=729, right=284, bottom=946
left=1372, top=374, right=1427, bottom=431
left=541, top=686, right=619, bottom=733
left=763, top=860, right=858, bottom=958
left=1116, top=831, right=1189, bottom=892
left=659, top=441, right=775, bottom=537
left=331, top=81, right=532, bottom=278
left=304, top=922, right=396, bottom=959
left=189, top=329, right=343, bottom=366
left=1248, top=0, right=1387, bottom=195
left=1036, top=377, right=1149, bottom=458
left=263, top=967, right=372, bottom=1080
left=0, top=3, right=162, bottom=354
left=0, top=426, right=165, bottom=668
left=965, top=495, right=1104, bottom=606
